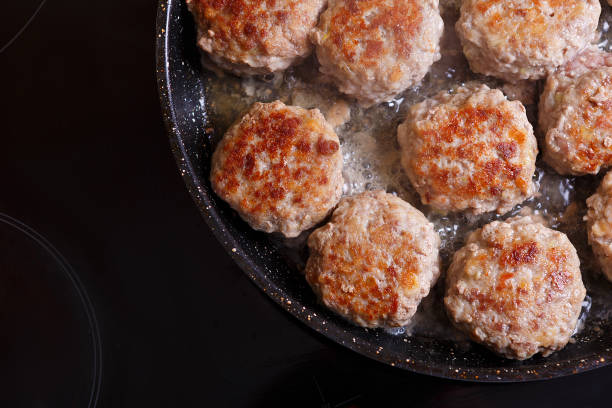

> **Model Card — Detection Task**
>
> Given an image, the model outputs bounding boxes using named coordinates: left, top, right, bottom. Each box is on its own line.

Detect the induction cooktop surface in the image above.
left=3, top=0, right=612, bottom=406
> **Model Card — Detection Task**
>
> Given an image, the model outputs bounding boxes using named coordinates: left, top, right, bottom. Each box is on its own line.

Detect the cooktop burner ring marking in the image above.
left=0, top=212, right=103, bottom=408
left=0, top=0, right=47, bottom=54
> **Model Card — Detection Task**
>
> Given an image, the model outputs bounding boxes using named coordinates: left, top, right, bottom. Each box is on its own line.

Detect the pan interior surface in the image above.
left=156, top=0, right=612, bottom=381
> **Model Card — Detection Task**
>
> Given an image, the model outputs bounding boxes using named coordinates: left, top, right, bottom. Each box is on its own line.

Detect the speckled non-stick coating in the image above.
left=156, top=0, right=612, bottom=381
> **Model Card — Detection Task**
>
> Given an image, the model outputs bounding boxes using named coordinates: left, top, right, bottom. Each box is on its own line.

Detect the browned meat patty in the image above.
left=539, top=48, right=612, bottom=176
left=186, top=0, right=326, bottom=76
left=445, top=215, right=586, bottom=360
left=210, top=101, right=343, bottom=237
left=305, top=191, right=441, bottom=328
left=311, top=0, right=444, bottom=106
left=586, top=171, right=612, bottom=282
left=456, top=0, right=601, bottom=82
left=397, top=84, right=538, bottom=215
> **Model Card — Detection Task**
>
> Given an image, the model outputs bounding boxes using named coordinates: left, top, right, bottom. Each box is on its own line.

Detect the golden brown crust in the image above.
left=326, top=0, right=422, bottom=68
left=541, top=61, right=612, bottom=175
left=586, top=171, right=612, bottom=282
left=444, top=216, right=586, bottom=360
left=313, top=223, right=417, bottom=322
left=462, top=241, right=573, bottom=315
left=457, top=0, right=601, bottom=81
left=474, top=0, right=588, bottom=42
left=398, top=85, right=538, bottom=215
left=413, top=106, right=529, bottom=201
left=312, top=0, right=443, bottom=105
left=305, top=191, right=441, bottom=328
left=211, top=101, right=343, bottom=237
left=189, top=0, right=285, bottom=55
left=561, top=79, right=612, bottom=173
left=187, top=0, right=325, bottom=74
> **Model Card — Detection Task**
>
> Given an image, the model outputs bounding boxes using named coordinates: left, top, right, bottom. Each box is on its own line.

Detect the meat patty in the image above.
left=586, top=171, right=612, bottom=282
left=456, top=0, right=601, bottom=82
left=210, top=101, right=343, bottom=237
left=186, top=0, right=326, bottom=76
left=539, top=48, right=612, bottom=176
left=444, top=215, right=586, bottom=360
left=305, top=191, right=441, bottom=328
left=397, top=84, right=538, bottom=215
left=311, top=0, right=444, bottom=106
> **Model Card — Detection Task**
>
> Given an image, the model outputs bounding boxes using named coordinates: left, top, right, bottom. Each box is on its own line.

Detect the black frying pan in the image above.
left=155, top=0, right=612, bottom=381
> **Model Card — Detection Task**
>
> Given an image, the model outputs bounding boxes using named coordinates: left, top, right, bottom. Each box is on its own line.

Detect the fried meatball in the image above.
left=311, top=0, right=444, bottom=106
left=305, top=191, right=441, bottom=328
left=456, top=0, right=601, bottom=82
left=586, top=171, right=612, bottom=282
left=186, top=0, right=326, bottom=76
left=539, top=48, right=612, bottom=176
left=445, top=215, right=586, bottom=360
left=210, top=101, right=343, bottom=237
left=397, top=84, right=538, bottom=215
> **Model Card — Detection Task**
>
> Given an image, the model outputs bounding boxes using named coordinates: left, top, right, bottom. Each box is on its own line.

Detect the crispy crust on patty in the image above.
left=211, top=101, right=343, bottom=237
left=445, top=216, right=586, bottom=360
left=398, top=84, right=538, bottom=215
left=305, top=191, right=441, bottom=328
left=187, top=0, right=326, bottom=75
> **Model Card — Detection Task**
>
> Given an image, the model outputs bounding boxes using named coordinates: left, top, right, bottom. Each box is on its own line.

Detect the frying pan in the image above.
left=155, top=0, right=612, bottom=381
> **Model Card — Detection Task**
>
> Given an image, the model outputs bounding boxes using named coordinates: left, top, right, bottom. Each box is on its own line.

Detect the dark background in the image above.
left=1, top=0, right=611, bottom=406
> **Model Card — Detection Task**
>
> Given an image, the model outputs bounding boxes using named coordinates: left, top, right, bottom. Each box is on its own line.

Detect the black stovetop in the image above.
left=2, top=1, right=612, bottom=407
